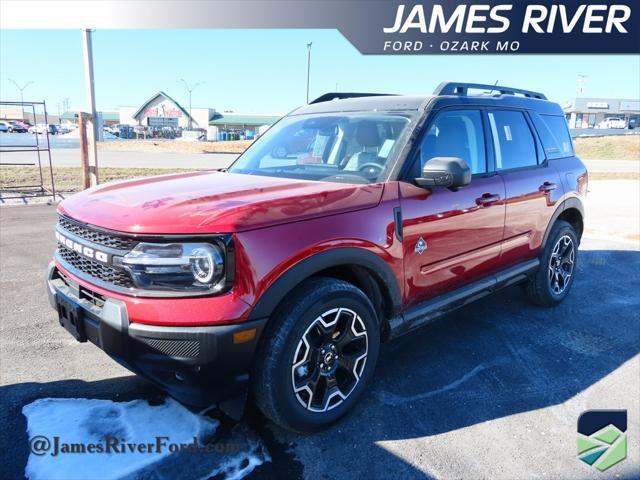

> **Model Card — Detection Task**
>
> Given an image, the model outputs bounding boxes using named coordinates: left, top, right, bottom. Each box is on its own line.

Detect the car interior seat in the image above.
left=343, top=121, right=384, bottom=171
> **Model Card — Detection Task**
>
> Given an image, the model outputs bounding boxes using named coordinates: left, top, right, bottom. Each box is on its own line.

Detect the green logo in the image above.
left=577, top=410, right=627, bottom=472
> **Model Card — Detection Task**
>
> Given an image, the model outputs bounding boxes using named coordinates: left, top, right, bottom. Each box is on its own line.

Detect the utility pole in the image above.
left=82, top=28, right=99, bottom=186
left=8, top=78, right=34, bottom=121
left=178, top=79, right=202, bottom=130
left=306, top=42, right=312, bottom=103
left=576, top=74, right=588, bottom=97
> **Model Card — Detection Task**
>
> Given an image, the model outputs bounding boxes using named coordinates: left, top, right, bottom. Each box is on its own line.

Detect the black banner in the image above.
left=2, top=0, right=639, bottom=54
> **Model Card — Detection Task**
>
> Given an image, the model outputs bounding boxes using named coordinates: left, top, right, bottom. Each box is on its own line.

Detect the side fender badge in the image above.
left=415, top=237, right=427, bottom=255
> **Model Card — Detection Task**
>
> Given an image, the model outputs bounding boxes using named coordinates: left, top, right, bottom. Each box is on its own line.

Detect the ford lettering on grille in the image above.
left=55, top=230, right=111, bottom=264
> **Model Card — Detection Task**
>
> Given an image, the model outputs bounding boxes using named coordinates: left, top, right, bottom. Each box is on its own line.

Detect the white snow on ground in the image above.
left=22, top=397, right=270, bottom=480
left=59, top=129, right=118, bottom=139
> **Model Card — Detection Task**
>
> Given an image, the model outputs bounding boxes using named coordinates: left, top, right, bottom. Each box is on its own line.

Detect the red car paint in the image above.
left=58, top=171, right=383, bottom=234
left=55, top=175, right=401, bottom=326
left=55, top=163, right=584, bottom=328
left=52, top=94, right=587, bottom=332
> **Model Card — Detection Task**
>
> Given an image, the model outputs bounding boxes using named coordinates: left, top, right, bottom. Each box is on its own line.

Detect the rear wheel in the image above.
left=252, top=277, right=380, bottom=433
left=526, top=220, right=578, bottom=306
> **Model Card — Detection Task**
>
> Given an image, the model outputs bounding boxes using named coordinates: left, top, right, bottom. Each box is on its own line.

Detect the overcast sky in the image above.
left=1, top=29, right=639, bottom=115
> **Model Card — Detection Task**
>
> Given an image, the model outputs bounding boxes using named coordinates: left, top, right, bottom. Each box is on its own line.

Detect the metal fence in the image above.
left=0, top=100, right=56, bottom=200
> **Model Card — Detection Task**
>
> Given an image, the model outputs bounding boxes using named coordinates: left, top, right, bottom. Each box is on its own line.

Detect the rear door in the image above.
left=399, top=108, right=505, bottom=307
left=487, top=109, right=564, bottom=266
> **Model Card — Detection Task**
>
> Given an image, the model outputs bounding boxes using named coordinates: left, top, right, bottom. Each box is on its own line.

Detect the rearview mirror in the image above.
left=271, top=145, right=289, bottom=159
left=415, top=157, right=471, bottom=189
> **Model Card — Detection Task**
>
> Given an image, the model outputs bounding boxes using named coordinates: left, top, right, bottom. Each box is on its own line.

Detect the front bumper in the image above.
left=46, top=262, right=267, bottom=407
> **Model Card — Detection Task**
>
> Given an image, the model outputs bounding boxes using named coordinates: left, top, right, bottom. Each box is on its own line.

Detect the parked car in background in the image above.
left=56, top=124, right=72, bottom=134
left=4, top=120, right=28, bottom=132
left=28, top=124, right=58, bottom=135
left=0, top=121, right=9, bottom=132
left=104, top=124, right=122, bottom=136
left=597, top=117, right=626, bottom=129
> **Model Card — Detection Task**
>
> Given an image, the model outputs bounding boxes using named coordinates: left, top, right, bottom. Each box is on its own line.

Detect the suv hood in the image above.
left=58, top=171, right=384, bottom=234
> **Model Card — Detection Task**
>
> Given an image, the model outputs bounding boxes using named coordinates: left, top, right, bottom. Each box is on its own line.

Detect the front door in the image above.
left=400, top=109, right=505, bottom=307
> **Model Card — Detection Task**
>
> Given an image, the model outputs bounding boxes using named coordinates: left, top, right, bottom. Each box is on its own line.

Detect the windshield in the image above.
left=229, top=112, right=414, bottom=184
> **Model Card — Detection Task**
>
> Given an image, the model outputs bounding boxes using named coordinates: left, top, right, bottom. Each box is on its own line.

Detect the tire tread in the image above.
left=252, top=276, right=377, bottom=432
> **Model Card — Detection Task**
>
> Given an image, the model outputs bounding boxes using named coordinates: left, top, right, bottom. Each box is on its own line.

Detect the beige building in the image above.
left=0, top=105, right=59, bottom=124
left=119, top=91, right=213, bottom=129
left=58, top=91, right=282, bottom=136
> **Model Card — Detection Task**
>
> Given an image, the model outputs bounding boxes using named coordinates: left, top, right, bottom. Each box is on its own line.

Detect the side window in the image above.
left=488, top=110, right=537, bottom=170
left=531, top=113, right=574, bottom=159
left=418, top=109, right=487, bottom=175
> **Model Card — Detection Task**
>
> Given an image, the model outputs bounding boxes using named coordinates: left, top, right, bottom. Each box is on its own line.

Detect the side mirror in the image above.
left=415, top=156, right=471, bottom=189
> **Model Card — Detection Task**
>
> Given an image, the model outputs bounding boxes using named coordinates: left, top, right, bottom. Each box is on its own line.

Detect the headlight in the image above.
left=121, top=242, right=227, bottom=293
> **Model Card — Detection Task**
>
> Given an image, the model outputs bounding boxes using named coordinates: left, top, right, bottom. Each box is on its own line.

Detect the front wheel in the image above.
left=252, top=277, right=380, bottom=433
left=526, top=220, right=578, bottom=307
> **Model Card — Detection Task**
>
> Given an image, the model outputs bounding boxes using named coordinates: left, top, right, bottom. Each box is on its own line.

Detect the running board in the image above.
left=388, top=259, right=539, bottom=339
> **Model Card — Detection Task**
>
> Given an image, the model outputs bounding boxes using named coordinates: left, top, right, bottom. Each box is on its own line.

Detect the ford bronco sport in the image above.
left=47, top=82, right=587, bottom=432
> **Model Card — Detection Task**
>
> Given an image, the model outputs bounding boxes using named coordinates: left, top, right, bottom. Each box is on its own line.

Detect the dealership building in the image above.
left=119, top=91, right=213, bottom=129
left=61, top=91, right=281, bottom=135
left=563, top=97, right=640, bottom=129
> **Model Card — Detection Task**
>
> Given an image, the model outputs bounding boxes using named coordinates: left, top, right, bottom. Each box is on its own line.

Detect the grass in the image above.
left=573, top=135, right=640, bottom=161
left=99, top=139, right=253, bottom=154
left=0, top=166, right=198, bottom=194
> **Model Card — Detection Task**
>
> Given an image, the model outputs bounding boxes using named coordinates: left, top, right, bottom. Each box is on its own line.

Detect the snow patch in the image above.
left=22, top=397, right=269, bottom=480
left=59, top=129, right=118, bottom=139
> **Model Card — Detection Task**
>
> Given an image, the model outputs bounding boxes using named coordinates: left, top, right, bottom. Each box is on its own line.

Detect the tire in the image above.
left=252, top=277, right=380, bottom=433
left=526, top=220, right=578, bottom=307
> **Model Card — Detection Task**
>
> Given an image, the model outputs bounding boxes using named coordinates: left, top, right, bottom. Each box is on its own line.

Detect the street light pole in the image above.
left=178, top=79, right=202, bottom=130
left=576, top=74, right=588, bottom=97
left=8, top=78, right=34, bottom=121
left=306, top=42, right=312, bottom=104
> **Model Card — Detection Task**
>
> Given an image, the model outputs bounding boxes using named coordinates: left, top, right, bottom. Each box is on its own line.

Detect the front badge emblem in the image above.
left=415, top=237, right=427, bottom=255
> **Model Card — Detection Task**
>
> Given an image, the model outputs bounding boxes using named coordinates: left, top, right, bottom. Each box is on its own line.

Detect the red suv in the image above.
left=47, top=83, right=587, bottom=432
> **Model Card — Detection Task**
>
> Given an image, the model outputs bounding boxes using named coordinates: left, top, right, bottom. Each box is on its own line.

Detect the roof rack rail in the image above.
left=433, top=82, right=547, bottom=100
left=310, top=92, right=397, bottom=104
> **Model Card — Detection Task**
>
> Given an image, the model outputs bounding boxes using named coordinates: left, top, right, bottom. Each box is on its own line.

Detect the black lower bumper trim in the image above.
left=47, top=262, right=267, bottom=407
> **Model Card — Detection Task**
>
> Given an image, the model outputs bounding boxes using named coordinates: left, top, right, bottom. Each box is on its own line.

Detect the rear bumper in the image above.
left=46, top=262, right=267, bottom=407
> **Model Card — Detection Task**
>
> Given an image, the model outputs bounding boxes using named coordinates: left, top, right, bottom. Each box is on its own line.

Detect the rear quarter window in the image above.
left=531, top=113, right=574, bottom=159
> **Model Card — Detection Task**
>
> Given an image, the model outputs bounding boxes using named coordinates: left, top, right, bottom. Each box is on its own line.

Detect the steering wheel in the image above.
left=358, top=162, right=384, bottom=174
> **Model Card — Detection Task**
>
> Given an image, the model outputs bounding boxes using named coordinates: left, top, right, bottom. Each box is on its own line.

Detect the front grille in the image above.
left=58, top=245, right=134, bottom=288
left=58, top=269, right=106, bottom=307
left=58, top=216, right=138, bottom=250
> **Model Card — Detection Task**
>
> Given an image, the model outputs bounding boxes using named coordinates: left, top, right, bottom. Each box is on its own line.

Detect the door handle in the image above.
left=539, top=181, right=558, bottom=193
left=475, top=193, right=501, bottom=207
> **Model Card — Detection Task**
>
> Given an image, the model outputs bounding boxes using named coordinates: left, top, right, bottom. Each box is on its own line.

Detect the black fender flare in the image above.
left=247, top=247, right=402, bottom=321
left=541, top=197, right=585, bottom=249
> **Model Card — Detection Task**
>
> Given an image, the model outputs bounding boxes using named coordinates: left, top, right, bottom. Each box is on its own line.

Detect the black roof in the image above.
left=292, top=95, right=428, bottom=115
left=292, top=82, right=563, bottom=116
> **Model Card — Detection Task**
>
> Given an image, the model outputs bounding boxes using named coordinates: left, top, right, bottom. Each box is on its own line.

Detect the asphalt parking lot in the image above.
left=1, top=198, right=639, bottom=479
